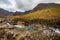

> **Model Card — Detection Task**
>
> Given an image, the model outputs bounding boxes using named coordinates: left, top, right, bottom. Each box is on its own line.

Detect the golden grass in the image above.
left=7, top=7, right=60, bottom=21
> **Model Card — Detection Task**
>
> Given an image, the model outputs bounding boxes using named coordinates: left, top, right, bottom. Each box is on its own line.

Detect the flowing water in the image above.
left=14, top=24, right=60, bottom=35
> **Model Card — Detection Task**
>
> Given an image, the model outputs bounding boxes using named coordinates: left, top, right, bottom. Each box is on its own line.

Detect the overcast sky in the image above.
left=0, top=0, right=60, bottom=12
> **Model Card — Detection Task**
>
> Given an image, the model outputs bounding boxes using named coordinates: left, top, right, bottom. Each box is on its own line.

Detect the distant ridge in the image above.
left=0, top=8, right=13, bottom=16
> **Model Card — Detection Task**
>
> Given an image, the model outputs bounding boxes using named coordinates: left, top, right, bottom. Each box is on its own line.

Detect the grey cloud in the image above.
left=0, top=0, right=60, bottom=12
left=0, top=0, right=11, bottom=4
left=15, top=0, right=39, bottom=11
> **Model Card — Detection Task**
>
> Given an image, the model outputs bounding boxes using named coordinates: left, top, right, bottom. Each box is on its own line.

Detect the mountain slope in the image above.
left=6, top=3, right=60, bottom=22
left=23, top=7, right=60, bottom=20
left=32, top=3, right=60, bottom=12
left=10, top=6, right=60, bottom=21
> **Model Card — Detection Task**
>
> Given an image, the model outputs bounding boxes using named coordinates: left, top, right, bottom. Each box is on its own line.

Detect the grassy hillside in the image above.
left=24, top=7, right=60, bottom=19
left=9, top=7, right=60, bottom=20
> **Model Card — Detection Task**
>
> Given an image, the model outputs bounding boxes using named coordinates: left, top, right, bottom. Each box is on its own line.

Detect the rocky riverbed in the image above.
left=0, top=18, right=60, bottom=40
